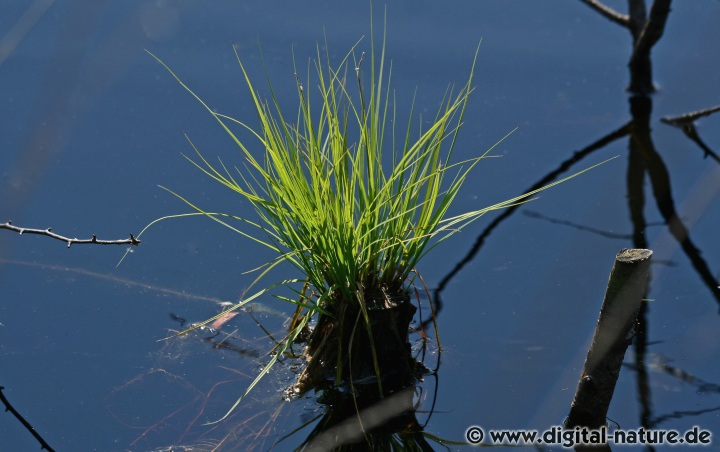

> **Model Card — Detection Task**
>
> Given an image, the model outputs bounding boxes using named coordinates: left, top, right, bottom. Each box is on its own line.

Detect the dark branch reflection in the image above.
left=432, top=0, right=717, bottom=445
left=431, top=123, right=630, bottom=325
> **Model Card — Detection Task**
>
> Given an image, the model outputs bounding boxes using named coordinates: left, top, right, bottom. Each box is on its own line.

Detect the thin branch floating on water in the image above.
left=0, top=220, right=140, bottom=248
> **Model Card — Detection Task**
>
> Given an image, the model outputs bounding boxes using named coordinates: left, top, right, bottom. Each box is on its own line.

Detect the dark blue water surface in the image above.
left=2, top=1, right=719, bottom=450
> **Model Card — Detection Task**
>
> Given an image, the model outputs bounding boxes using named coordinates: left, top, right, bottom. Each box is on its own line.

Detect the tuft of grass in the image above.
left=134, top=23, right=612, bottom=422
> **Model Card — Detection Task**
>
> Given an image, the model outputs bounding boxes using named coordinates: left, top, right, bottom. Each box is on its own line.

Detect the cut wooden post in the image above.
left=566, top=249, right=652, bottom=436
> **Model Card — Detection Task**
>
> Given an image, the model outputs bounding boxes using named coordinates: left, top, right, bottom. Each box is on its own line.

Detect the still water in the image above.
left=1, top=1, right=719, bottom=450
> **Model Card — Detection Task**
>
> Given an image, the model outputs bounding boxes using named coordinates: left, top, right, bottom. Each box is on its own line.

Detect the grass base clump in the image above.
left=290, top=283, right=418, bottom=397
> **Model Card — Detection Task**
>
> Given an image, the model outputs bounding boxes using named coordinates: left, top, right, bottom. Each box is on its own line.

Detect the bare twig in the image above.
left=0, top=386, right=55, bottom=451
left=1, top=221, right=140, bottom=248
left=661, top=105, right=720, bottom=126
left=579, top=0, right=630, bottom=27
left=661, top=105, right=720, bottom=164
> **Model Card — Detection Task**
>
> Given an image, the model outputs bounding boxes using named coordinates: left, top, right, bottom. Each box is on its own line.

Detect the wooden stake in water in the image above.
left=566, top=249, right=652, bottom=434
